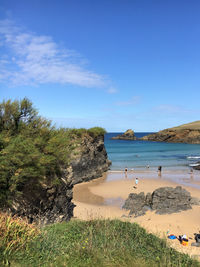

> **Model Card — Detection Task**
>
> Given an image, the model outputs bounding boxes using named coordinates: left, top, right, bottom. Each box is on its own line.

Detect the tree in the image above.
left=0, top=98, right=72, bottom=206
left=0, top=98, right=38, bottom=134
left=0, top=98, right=106, bottom=208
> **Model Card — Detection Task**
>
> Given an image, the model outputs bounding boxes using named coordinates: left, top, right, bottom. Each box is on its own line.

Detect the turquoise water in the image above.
left=104, top=133, right=200, bottom=171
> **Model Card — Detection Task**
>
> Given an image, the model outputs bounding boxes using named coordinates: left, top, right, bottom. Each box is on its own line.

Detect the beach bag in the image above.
left=182, top=238, right=189, bottom=246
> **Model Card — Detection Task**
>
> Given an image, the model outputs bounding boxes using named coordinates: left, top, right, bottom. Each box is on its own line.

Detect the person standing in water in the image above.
left=158, top=166, right=162, bottom=172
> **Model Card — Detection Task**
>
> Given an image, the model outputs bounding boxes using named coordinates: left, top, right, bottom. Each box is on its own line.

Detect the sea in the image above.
left=104, top=132, right=200, bottom=172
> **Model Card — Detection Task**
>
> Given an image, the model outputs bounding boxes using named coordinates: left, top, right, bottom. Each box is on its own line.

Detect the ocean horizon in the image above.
left=104, top=132, right=200, bottom=172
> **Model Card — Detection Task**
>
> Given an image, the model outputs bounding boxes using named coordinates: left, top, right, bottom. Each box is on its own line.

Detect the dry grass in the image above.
left=168, top=120, right=200, bottom=130
left=0, top=212, right=39, bottom=264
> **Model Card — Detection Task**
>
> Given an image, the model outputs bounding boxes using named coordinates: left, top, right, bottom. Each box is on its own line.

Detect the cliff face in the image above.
left=140, top=121, right=200, bottom=144
left=10, top=134, right=111, bottom=225
left=111, top=129, right=137, bottom=140
left=69, top=134, right=111, bottom=184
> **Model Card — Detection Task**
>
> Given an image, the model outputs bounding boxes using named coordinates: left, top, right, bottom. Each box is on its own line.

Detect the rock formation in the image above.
left=111, top=129, right=137, bottom=140
left=10, top=134, right=111, bottom=225
left=193, top=162, right=200, bottom=170
left=123, top=186, right=200, bottom=217
left=140, top=121, right=200, bottom=144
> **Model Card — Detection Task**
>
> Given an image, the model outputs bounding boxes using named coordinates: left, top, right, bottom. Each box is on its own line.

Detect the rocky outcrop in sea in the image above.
left=193, top=162, right=200, bottom=170
left=111, top=129, right=137, bottom=140
left=9, top=134, right=111, bottom=225
left=123, top=186, right=200, bottom=217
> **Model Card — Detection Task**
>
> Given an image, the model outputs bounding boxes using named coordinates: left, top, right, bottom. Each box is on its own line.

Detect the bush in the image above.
left=88, top=127, right=106, bottom=137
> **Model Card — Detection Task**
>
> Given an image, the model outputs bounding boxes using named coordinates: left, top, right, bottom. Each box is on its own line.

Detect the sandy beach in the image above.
left=73, top=170, right=200, bottom=258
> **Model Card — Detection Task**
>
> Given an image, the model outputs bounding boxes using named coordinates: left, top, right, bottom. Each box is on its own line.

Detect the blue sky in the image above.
left=0, top=0, right=200, bottom=132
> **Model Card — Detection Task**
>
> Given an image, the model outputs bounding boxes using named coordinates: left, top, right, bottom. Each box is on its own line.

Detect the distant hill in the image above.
left=170, top=120, right=200, bottom=131
left=140, top=121, right=200, bottom=144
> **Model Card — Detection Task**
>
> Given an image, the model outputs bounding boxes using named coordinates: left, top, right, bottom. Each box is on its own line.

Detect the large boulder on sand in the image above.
left=123, top=186, right=199, bottom=217
left=151, top=186, right=192, bottom=214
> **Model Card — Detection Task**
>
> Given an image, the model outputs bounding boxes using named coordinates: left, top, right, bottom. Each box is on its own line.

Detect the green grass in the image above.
left=2, top=219, right=199, bottom=267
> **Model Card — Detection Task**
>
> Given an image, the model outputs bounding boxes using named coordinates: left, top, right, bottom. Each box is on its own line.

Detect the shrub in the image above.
left=88, top=127, right=106, bottom=137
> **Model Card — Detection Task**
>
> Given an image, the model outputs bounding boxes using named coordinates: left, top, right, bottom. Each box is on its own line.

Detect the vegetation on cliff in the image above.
left=170, top=121, right=200, bottom=130
left=0, top=98, right=106, bottom=209
left=1, top=215, right=199, bottom=267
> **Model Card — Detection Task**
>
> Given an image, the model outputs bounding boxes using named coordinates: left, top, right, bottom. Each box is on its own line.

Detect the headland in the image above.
left=140, top=120, right=200, bottom=144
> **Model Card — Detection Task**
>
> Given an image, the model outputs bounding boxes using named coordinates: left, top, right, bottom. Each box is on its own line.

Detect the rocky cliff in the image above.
left=9, top=134, right=111, bottom=225
left=140, top=121, right=200, bottom=144
left=111, top=129, right=137, bottom=140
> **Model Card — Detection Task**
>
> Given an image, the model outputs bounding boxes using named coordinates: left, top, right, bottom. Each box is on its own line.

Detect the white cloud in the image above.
left=153, top=104, right=193, bottom=114
left=0, top=19, right=108, bottom=88
left=107, top=87, right=118, bottom=94
left=115, top=96, right=141, bottom=106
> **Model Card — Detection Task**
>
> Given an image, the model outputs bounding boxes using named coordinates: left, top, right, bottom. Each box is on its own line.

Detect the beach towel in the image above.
left=168, top=234, right=176, bottom=240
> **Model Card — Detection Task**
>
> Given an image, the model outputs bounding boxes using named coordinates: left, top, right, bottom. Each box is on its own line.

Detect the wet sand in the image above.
left=73, top=171, right=200, bottom=257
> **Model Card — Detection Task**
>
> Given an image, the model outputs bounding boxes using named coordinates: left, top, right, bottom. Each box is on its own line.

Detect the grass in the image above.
left=166, top=120, right=200, bottom=131
left=0, top=212, right=39, bottom=265
left=1, top=217, right=199, bottom=267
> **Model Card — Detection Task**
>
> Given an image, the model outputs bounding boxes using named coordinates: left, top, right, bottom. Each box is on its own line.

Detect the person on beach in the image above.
left=124, top=167, right=128, bottom=178
left=134, top=177, right=139, bottom=189
left=190, top=168, right=194, bottom=180
left=158, top=166, right=162, bottom=177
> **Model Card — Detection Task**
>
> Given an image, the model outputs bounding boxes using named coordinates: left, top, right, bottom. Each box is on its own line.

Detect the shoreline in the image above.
left=73, top=171, right=200, bottom=258
left=107, top=169, right=200, bottom=190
